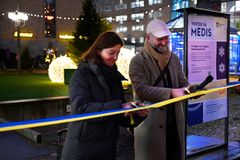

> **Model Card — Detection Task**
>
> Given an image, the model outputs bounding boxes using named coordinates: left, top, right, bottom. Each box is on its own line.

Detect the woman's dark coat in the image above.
left=61, top=60, right=140, bottom=160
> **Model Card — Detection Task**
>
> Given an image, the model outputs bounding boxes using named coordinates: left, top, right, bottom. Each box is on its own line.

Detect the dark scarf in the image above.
left=97, top=64, right=126, bottom=101
left=98, top=64, right=126, bottom=82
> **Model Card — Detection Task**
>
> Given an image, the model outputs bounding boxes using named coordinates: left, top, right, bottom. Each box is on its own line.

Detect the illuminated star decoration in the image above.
left=219, top=63, right=225, bottom=73
left=48, top=55, right=77, bottom=82
left=219, top=46, right=225, bottom=57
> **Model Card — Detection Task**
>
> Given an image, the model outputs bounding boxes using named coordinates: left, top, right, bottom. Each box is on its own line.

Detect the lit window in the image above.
left=173, top=1, right=189, bottom=11
left=106, top=17, right=113, bottom=22
left=116, top=26, right=127, bottom=32
left=132, top=25, right=144, bottom=31
left=193, top=0, right=197, bottom=5
left=236, top=1, right=240, bottom=11
left=123, top=37, right=128, bottom=41
left=116, top=15, right=127, bottom=22
left=149, top=11, right=162, bottom=19
left=131, top=1, right=144, bottom=8
left=115, top=2, right=127, bottom=10
left=149, top=0, right=162, bottom=5
left=139, top=37, right=144, bottom=43
left=221, top=2, right=227, bottom=12
left=172, top=0, right=189, bottom=19
left=131, top=13, right=144, bottom=20
left=131, top=37, right=136, bottom=43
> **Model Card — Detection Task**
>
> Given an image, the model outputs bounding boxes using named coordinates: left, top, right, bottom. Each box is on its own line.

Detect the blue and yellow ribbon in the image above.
left=0, top=82, right=239, bottom=132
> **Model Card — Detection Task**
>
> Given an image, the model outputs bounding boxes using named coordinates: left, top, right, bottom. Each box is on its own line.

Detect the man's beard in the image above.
left=150, top=42, right=169, bottom=54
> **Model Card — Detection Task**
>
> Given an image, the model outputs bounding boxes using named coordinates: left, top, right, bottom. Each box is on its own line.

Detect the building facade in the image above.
left=1, top=0, right=237, bottom=61
left=0, top=0, right=83, bottom=58
left=95, top=0, right=173, bottom=45
left=0, top=0, right=194, bottom=59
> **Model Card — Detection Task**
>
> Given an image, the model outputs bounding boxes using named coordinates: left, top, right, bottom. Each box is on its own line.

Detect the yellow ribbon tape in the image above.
left=0, top=83, right=239, bottom=132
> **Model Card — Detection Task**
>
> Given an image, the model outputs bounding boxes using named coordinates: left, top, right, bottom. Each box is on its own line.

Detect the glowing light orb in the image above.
left=48, top=56, right=77, bottom=82
left=116, top=48, right=135, bottom=80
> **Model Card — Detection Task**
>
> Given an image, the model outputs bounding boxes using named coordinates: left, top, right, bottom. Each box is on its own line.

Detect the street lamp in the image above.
left=8, top=10, right=28, bottom=70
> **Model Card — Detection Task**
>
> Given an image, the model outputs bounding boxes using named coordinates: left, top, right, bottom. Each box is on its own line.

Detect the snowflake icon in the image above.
left=219, top=46, right=225, bottom=57
left=219, top=63, right=225, bottom=73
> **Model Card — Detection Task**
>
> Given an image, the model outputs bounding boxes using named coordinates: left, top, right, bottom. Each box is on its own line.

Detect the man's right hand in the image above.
left=171, top=88, right=185, bottom=98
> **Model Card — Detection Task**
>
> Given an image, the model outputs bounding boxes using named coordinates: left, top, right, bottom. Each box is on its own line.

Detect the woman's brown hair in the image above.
left=82, top=31, right=123, bottom=64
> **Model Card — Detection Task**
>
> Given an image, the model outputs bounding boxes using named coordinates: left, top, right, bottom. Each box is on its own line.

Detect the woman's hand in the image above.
left=121, top=102, right=134, bottom=117
left=121, top=102, right=149, bottom=117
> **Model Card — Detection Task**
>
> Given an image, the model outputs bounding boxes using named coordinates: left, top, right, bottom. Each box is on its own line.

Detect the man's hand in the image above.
left=171, top=88, right=185, bottom=98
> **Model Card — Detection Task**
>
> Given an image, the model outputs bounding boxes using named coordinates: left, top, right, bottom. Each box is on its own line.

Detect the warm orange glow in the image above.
left=59, top=34, right=74, bottom=39
left=46, top=15, right=54, bottom=20
left=14, top=32, right=33, bottom=38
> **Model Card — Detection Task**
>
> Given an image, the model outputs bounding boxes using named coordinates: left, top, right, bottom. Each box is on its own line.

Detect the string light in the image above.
left=1, top=11, right=81, bottom=21
left=1, top=2, right=177, bottom=22
left=1, top=8, right=172, bottom=24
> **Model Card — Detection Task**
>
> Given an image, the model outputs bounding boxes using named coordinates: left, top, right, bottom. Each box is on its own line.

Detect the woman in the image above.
left=61, top=31, right=147, bottom=160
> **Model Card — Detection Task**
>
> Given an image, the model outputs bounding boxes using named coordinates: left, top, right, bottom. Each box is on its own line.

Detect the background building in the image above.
left=95, top=0, right=172, bottom=45
left=0, top=0, right=83, bottom=58
left=0, top=0, right=239, bottom=68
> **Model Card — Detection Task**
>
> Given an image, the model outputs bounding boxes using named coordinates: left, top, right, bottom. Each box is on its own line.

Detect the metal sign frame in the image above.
left=181, top=7, right=230, bottom=158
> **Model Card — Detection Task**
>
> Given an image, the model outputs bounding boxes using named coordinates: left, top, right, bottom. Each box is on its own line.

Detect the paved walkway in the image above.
left=0, top=93, right=239, bottom=160
left=0, top=131, right=54, bottom=160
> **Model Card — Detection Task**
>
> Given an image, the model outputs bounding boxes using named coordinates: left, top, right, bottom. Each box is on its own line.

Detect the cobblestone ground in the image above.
left=33, top=93, right=240, bottom=159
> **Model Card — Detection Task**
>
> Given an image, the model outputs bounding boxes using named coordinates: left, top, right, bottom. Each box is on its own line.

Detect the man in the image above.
left=129, top=19, right=189, bottom=160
